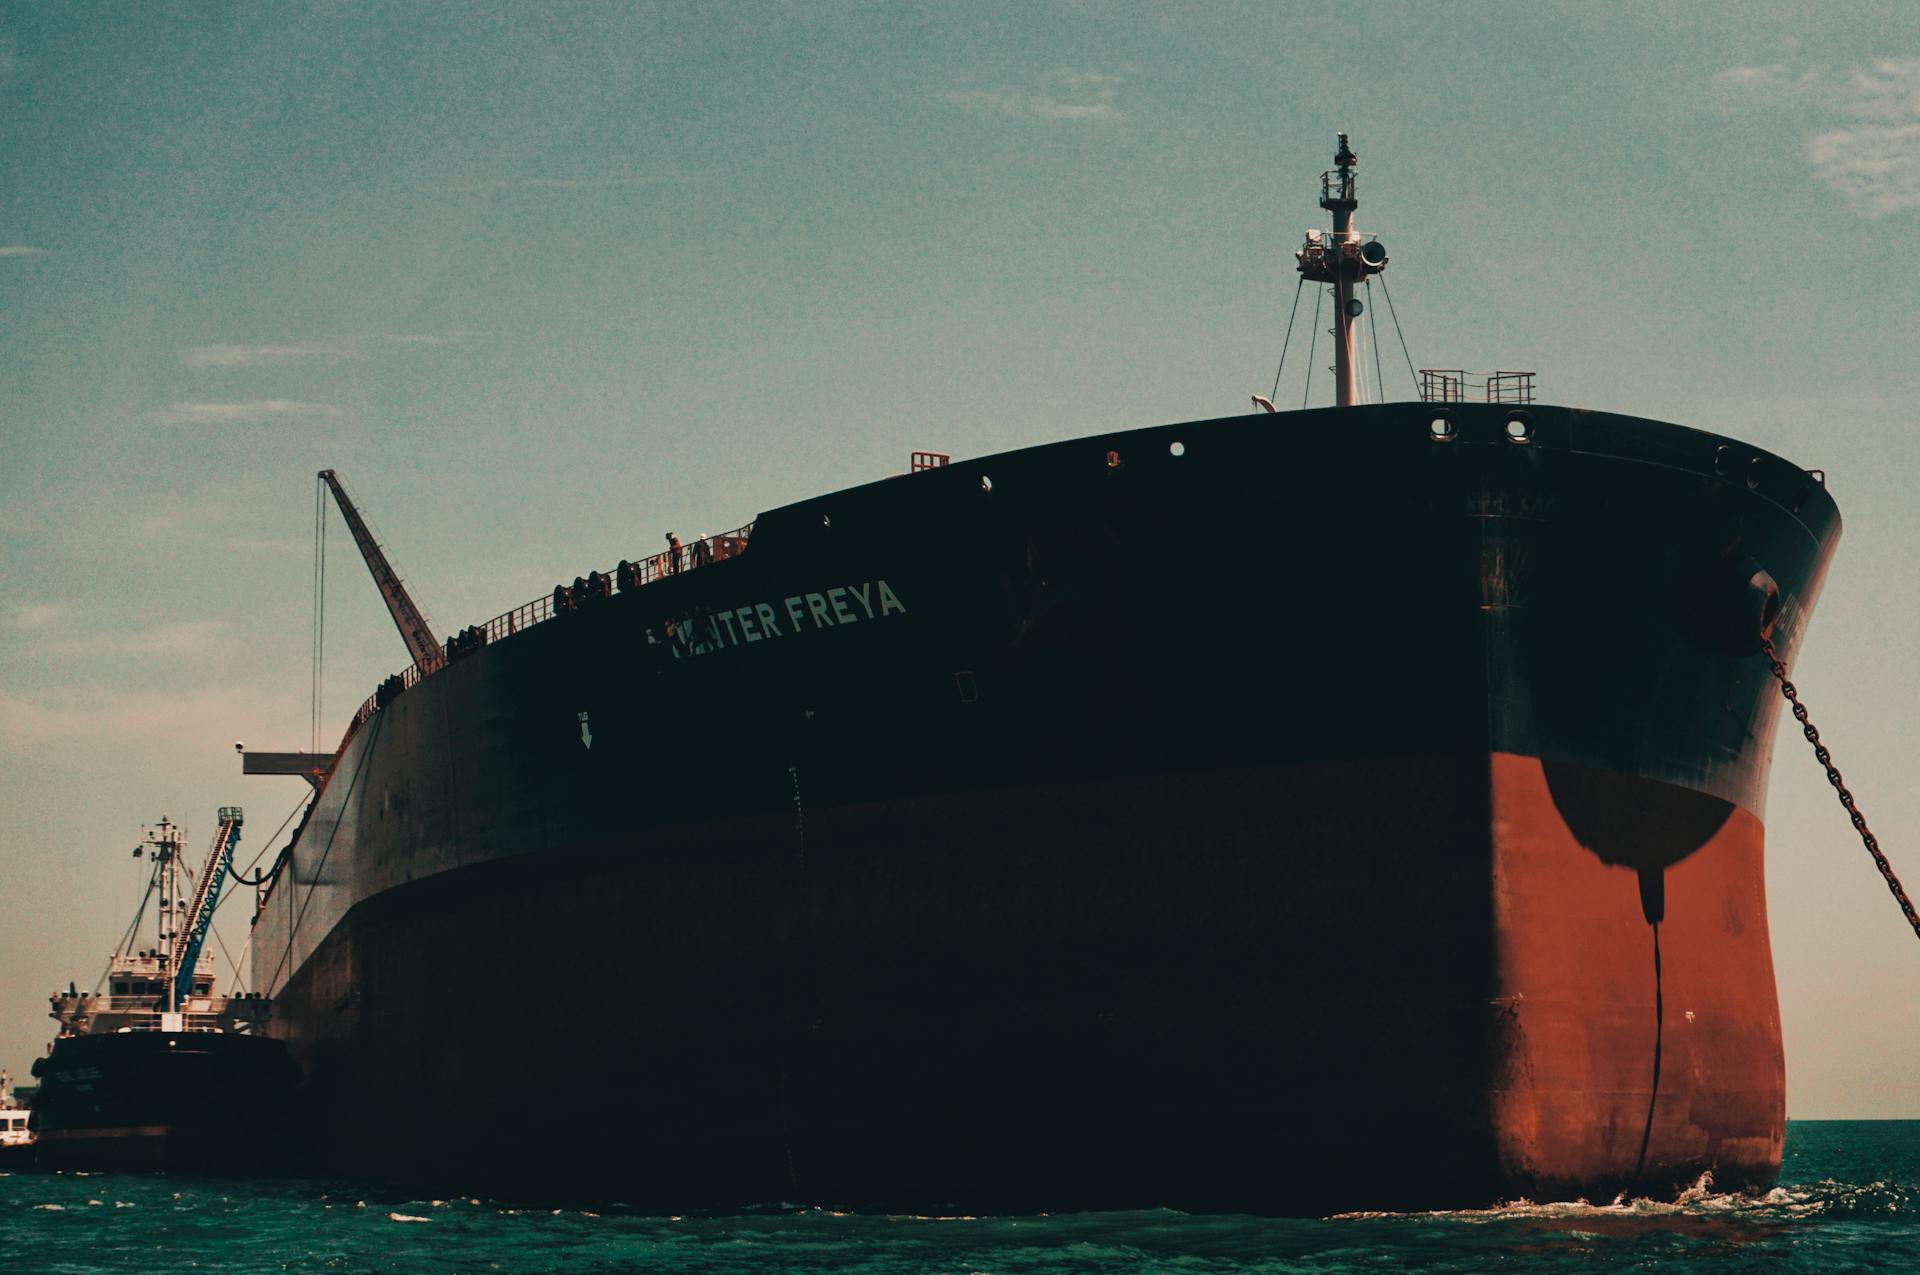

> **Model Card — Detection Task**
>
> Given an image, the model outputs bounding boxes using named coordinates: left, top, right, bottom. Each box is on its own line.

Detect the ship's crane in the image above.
left=317, top=469, right=444, bottom=674
left=170, top=808, right=244, bottom=1007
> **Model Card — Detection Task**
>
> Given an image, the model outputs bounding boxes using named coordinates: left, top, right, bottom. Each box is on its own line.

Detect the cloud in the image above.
left=0, top=244, right=46, bottom=257
left=385, top=329, right=482, bottom=347
left=441, top=174, right=703, bottom=193
left=1716, top=63, right=1793, bottom=91
left=1717, top=56, right=1920, bottom=217
left=179, top=342, right=355, bottom=368
left=1808, top=59, right=1920, bottom=216
left=1841, top=56, right=1920, bottom=122
left=71, top=621, right=231, bottom=658
left=1806, top=124, right=1920, bottom=217
left=946, top=70, right=1126, bottom=123
left=0, top=686, right=289, bottom=753
left=157, top=400, right=344, bottom=424
left=10, top=603, right=69, bottom=630
left=7, top=616, right=231, bottom=659
left=178, top=332, right=479, bottom=365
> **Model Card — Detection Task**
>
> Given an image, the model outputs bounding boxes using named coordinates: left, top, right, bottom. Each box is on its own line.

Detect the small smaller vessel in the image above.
left=30, top=811, right=299, bottom=1173
left=0, top=1071, right=33, bottom=1169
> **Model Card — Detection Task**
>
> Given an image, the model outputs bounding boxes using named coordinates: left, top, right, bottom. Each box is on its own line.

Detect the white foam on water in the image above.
left=1330, top=1171, right=1826, bottom=1224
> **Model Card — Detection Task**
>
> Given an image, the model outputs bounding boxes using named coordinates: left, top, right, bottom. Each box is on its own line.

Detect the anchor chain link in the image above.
left=1761, top=636, right=1920, bottom=942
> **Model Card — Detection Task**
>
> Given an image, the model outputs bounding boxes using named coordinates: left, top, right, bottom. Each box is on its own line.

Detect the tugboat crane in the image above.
left=170, top=809, right=244, bottom=1008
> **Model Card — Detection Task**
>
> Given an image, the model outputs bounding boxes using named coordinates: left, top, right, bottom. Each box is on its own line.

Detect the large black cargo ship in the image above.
left=246, top=140, right=1838, bottom=1211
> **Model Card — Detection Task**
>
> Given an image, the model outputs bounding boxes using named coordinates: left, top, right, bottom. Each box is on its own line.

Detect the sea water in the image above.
left=3, top=1121, right=1915, bottom=1273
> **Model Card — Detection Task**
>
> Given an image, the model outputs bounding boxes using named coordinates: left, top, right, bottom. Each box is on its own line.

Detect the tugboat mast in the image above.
left=145, top=816, right=184, bottom=1015
left=1296, top=133, right=1389, bottom=407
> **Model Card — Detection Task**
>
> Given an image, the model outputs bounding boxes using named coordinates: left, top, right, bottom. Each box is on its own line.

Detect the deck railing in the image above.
left=1419, top=369, right=1535, bottom=405
left=335, top=521, right=754, bottom=752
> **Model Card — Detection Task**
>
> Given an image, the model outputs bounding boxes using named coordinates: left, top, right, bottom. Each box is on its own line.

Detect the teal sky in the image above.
left=2, top=2, right=1917, bottom=1116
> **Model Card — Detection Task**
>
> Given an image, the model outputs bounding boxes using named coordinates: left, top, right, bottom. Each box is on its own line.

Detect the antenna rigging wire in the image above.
left=1378, top=274, right=1421, bottom=396
left=1302, top=284, right=1323, bottom=409
left=1367, top=279, right=1386, bottom=402
left=1269, top=275, right=1307, bottom=402
left=94, top=854, right=163, bottom=998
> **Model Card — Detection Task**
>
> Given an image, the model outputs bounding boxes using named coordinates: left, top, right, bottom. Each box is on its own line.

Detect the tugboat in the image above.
left=31, top=811, right=299, bottom=1172
left=0, top=1071, right=33, bottom=1169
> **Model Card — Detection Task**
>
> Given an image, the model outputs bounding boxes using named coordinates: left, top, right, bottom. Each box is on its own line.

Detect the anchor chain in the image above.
left=1761, top=636, right=1920, bottom=942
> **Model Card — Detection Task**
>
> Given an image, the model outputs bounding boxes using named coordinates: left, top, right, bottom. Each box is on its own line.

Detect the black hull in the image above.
left=28, top=1032, right=300, bottom=1174
left=254, top=403, right=1838, bottom=1210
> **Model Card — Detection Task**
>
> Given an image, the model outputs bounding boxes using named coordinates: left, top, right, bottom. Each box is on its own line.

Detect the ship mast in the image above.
left=146, top=816, right=184, bottom=1015
left=1296, top=133, right=1389, bottom=407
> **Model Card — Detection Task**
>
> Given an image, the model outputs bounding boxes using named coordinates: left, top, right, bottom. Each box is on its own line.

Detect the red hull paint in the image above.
left=264, top=752, right=1784, bottom=1210
left=1489, top=752, right=1782, bottom=1199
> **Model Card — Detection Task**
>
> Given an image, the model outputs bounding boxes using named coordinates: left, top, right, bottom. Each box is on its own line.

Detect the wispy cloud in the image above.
left=1716, top=56, right=1920, bottom=217
left=0, top=686, right=287, bottom=752
left=1715, top=63, right=1795, bottom=92
left=180, top=342, right=355, bottom=369
left=0, top=244, right=46, bottom=257
left=10, top=603, right=69, bottom=630
left=946, top=70, right=1127, bottom=123
left=8, top=614, right=230, bottom=659
left=441, top=173, right=703, bottom=193
left=1806, top=59, right=1920, bottom=216
left=76, top=621, right=231, bottom=658
left=157, top=400, right=344, bottom=424
left=385, top=329, right=482, bottom=347
left=178, top=331, right=479, bottom=366
left=1807, top=123, right=1920, bottom=217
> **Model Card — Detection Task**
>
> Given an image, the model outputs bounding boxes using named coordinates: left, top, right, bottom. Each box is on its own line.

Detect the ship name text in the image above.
left=656, top=579, right=907, bottom=659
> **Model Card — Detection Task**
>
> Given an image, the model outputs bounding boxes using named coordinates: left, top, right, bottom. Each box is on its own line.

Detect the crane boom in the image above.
left=171, top=807, right=243, bottom=1005
left=318, top=469, right=444, bottom=673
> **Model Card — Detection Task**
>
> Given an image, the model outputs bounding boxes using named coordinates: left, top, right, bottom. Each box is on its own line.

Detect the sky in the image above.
left=1, top=1, right=1917, bottom=1117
